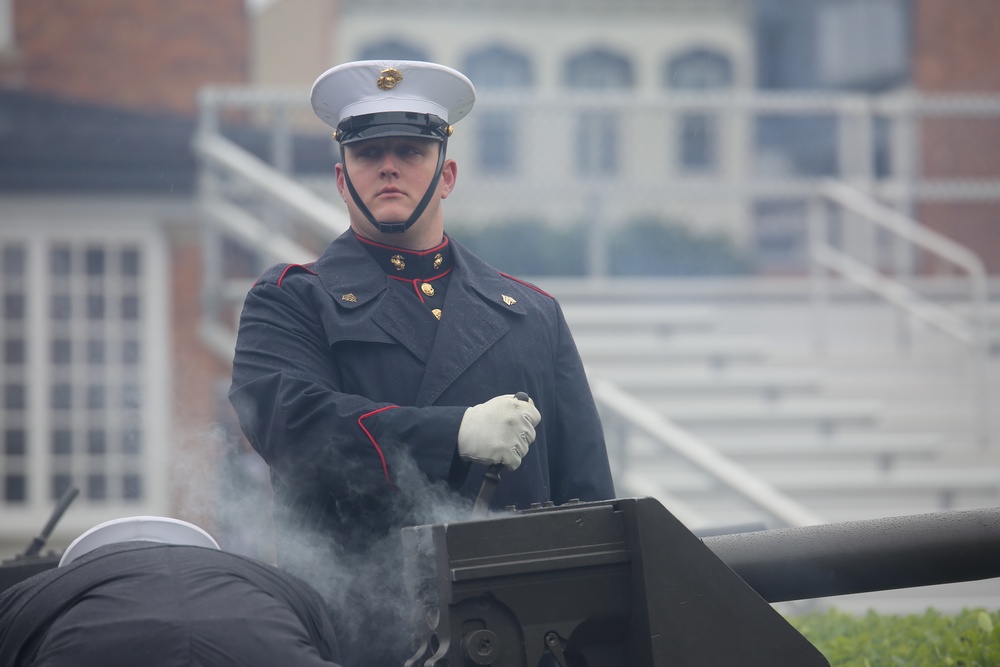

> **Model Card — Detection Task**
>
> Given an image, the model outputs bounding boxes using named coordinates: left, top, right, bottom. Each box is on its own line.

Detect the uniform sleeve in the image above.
left=228, top=274, right=467, bottom=496
left=547, top=301, right=616, bottom=504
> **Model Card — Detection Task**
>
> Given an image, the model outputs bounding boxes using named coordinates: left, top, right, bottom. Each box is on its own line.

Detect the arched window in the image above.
left=463, top=46, right=534, bottom=89
left=566, top=48, right=635, bottom=89
left=564, top=48, right=635, bottom=175
left=462, top=46, right=535, bottom=174
left=664, top=49, right=734, bottom=172
left=665, top=49, right=734, bottom=89
left=356, top=39, right=430, bottom=63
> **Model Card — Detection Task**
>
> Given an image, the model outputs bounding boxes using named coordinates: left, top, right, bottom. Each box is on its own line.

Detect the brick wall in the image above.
left=914, top=0, right=1000, bottom=273
left=5, top=0, right=247, bottom=115
left=167, top=224, right=232, bottom=535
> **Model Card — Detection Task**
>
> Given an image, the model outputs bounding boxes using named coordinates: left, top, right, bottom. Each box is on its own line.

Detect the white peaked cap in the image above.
left=311, top=60, right=476, bottom=130
left=59, top=516, right=221, bottom=566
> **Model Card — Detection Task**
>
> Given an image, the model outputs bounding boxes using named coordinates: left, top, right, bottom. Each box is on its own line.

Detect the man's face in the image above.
left=335, top=136, right=455, bottom=234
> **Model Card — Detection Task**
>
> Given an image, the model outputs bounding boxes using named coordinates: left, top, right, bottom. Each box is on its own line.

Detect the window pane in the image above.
left=2, top=245, right=25, bottom=276
left=52, top=429, right=72, bottom=455
left=4, top=475, right=26, bottom=502
left=123, top=474, right=142, bottom=500
left=52, top=474, right=73, bottom=500
left=4, top=338, right=24, bottom=365
left=477, top=112, right=515, bottom=173
left=86, top=294, right=105, bottom=319
left=86, top=474, right=106, bottom=500
left=88, top=340, right=105, bottom=365
left=680, top=114, right=715, bottom=170
left=4, top=293, right=24, bottom=319
left=51, top=294, right=71, bottom=320
left=123, top=340, right=140, bottom=365
left=121, top=295, right=140, bottom=320
left=4, top=429, right=26, bottom=456
left=5, top=384, right=25, bottom=410
left=50, top=247, right=72, bottom=275
left=86, top=385, right=105, bottom=410
left=51, top=384, right=71, bottom=409
left=121, top=248, right=141, bottom=276
left=51, top=338, right=71, bottom=365
left=87, top=429, right=106, bottom=454
left=122, top=384, right=141, bottom=409
left=122, top=429, right=142, bottom=454
left=85, top=248, right=105, bottom=276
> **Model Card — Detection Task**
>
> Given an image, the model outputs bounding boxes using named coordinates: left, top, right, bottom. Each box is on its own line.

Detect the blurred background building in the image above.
left=2, top=0, right=1000, bottom=611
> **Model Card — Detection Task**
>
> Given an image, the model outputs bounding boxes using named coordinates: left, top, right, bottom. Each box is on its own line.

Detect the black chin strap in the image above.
left=340, top=140, right=449, bottom=234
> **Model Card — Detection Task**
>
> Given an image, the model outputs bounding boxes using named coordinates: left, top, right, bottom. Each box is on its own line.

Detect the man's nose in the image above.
left=378, top=153, right=399, bottom=177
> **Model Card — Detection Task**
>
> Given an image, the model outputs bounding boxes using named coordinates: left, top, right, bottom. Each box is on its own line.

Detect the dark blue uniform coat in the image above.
left=229, top=231, right=614, bottom=550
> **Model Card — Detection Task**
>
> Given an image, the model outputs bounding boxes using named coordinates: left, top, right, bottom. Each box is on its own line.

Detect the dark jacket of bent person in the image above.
left=0, top=541, right=342, bottom=667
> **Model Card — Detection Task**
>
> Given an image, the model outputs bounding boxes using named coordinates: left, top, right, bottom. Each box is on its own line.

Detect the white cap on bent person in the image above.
left=310, top=60, right=476, bottom=144
left=59, top=516, right=221, bottom=567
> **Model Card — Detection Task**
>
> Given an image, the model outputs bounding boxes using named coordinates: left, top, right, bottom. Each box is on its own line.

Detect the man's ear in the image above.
left=335, top=163, right=348, bottom=202
left=439, top=159, right=458, bottom=199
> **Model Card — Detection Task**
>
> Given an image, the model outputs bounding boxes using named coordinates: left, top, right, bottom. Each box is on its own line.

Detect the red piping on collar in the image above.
left=354, top=233, right=450, bottom=256
left=389, top=267, right=453, bottom=302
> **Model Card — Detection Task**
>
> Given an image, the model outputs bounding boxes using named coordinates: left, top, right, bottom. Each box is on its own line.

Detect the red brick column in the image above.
left=9, top=0, right=247, bottom=115
left=914, top=0, right=1000, bottom=273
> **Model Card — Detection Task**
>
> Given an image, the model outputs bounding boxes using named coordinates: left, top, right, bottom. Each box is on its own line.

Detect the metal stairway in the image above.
left=540, top=277, right=1000, bottom=613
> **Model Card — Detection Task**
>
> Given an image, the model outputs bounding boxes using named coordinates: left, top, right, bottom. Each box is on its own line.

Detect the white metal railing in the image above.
left=191, top=130, right=349, bottom=363
left=193, top=132, right=348, bottom=255
left=808, top=180, right=993, bottom=447
left=592, top=379, right=826, bottom=529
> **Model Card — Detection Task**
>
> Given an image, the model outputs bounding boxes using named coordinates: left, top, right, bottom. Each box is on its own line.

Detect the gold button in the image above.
left=421, top=283, right=435, bottom=297
left=432, top=309, right=442, bottom=320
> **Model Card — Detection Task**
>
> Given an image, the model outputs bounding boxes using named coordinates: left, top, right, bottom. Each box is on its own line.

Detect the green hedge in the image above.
left=788, top=609, right=1000, bottom=666
left=447, top=218, right=754, bottom=277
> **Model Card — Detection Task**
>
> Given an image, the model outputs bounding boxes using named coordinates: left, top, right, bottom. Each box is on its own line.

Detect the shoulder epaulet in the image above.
left=253, top=263, right=318, bottom=288
left=499, top=272, right=553, bottom=298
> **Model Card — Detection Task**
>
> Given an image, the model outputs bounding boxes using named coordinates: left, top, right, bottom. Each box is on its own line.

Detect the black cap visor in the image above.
left=337, top=112, right=449, bottom=145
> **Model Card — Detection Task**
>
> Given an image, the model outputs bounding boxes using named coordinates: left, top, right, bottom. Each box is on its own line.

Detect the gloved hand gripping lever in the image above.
left=471, top=392, right=530, bottom=516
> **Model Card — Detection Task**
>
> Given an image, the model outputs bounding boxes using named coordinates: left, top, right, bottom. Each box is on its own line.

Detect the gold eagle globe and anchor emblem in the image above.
left=377, top=68, right=404, bottom=90
left=390, top=254, right=406, bottom=271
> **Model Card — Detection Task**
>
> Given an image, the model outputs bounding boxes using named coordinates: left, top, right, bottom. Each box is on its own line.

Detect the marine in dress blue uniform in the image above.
left=228, top=60, right=614, bottom=665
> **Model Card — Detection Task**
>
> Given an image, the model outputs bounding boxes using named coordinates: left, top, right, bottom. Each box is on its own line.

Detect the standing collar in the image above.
left=355, top=233, right=454, bottom=280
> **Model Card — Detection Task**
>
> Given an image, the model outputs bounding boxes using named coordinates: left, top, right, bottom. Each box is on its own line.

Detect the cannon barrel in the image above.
left=704, top=506, right=1000, bottom=603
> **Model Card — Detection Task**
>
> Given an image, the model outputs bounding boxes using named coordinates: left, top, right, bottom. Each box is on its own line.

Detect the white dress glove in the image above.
left=458, top=394, right=542, bottom=470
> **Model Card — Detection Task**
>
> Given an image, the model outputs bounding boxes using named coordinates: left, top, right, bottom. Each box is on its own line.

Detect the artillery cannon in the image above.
left=4, top=492, right=999, bottom=666
left=401, top=496, right=1000, bottom=667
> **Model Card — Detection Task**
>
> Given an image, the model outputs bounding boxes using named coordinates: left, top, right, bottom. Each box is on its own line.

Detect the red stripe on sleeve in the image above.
left=358, top=406, right=400, bottom=487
